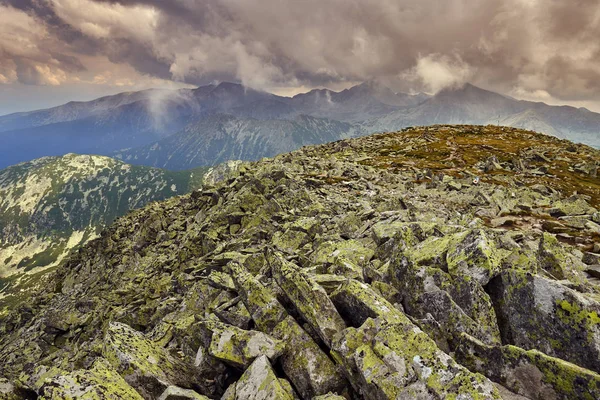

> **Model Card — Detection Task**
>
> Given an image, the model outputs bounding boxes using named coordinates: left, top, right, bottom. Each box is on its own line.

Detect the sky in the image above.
left=1, top=0, right=600, bottom=115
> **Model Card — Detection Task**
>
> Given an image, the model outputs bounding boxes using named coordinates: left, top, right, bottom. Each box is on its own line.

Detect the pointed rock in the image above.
left=228, top=262, right=287, bottom=332
left=223, top=355, right=295, bottom=400
left=229, top=262, right=346, bottom=398
left=272, top=316, right=346, bottom=398
left=447, top=229, right=500, bottom=285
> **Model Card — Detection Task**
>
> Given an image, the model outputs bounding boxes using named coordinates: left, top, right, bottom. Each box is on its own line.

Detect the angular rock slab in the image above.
left=103, top=322, right=208, bottom=399
left=332, top=318, right=500, bottom=400
left=447, top=229, right=500, bottom=286
left=229, top=262, right=287, bottom=332
left=221, top=355, right=296, bottom=400
left=37, top=358, right=144, bottom=400
left=230, top=262, right=346, bottom=398
left=272, top=316, right=346, bottom=399
left=391, top=252, right=501, bottom=346
left=199, top=318, right=285, bottom=368
left=538, top=232, right=586, bottom=281
left=329, top=280, right=500, bottom=399
left=487, top=270, right=600, bottom=372
left=330, top=279, right=405, bottom=327
left=312, top=240, right=375, bottom=267
left=455, top=333, right=600, bottom=400
left=271, top=254, right=346, bottom=347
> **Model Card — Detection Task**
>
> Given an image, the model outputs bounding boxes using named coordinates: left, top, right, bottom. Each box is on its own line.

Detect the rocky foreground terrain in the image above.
left=2, top=125, right=600, bottom=399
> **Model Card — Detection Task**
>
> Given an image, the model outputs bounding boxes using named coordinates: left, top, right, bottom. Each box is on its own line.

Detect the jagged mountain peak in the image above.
left=433, top=82, right=508, bottom=101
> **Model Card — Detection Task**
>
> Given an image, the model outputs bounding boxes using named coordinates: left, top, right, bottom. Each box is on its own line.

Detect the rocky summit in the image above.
left=2, top=125, right=600, bottom=400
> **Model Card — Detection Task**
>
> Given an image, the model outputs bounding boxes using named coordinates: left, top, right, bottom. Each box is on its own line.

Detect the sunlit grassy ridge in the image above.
left=308, top=125, right=600, bottom=248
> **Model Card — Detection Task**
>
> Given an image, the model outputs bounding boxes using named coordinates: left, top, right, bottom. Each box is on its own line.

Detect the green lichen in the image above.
left=556, top=300, right=600, bottom=336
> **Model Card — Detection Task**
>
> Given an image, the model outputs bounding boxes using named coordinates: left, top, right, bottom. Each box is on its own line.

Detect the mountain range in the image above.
left=113, top=114, right=360, bottom=170
left=0, top=81, right=599, bottom=170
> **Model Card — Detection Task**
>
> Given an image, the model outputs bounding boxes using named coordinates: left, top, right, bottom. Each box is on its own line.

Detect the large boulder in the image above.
left=486, top=270, right=600, bottom=372
left=228, top=262, right=287, bottom=332
left=331, top=317, right=500, bottom=399
left=455, top=333, right=600, bottom=400
left=446, top=229, right=501, bottom=285
left=538, top=232, right=586, bottom=281
left=391, top=254, right=501, bottom=346
left=221, top=355, right=296, bottom=400
left=330, top=279, right=405, bottom=327
left=102, top=322, right=210, bottom=399
left=37, top=358, right=144, bottom=400
left=198, top=318, right=285, bottom=369
left=230, top=262, right=346, bottom=398
left=329, top=279, right=500, bottom=398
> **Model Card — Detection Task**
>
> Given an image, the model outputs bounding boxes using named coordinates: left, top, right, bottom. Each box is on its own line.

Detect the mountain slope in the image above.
left=0, top=83, right=296, bottom=169
left=0, top=154, right=207, bottom=292
left=0, top=89, right=163, bottom=133
left=113, top=114, right=363, bottom=170
left=1, top=126, right=600, bottom=399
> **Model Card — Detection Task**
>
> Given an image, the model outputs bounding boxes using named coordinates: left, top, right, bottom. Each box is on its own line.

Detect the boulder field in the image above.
left=2, top=125, right=600, bottom=399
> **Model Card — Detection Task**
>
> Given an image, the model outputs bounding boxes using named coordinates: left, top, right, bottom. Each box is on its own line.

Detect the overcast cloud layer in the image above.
left=1, top=0, right=600, bottom=113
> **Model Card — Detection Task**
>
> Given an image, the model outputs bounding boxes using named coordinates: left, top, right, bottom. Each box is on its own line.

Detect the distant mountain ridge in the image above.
left=1, top=81, right=599, bottom=169
left=113, top=114, right=362, bottom=170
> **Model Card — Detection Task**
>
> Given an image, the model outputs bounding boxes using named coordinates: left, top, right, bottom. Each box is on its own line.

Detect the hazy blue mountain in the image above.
left=0, top=83, right=296, bottom=169
left=369, top=84, right=600, bottom=146
left=289, top=80, right=428, bottom=122
left=114, top=114, right=362, bottom=170
left=2, top=81, right=600, bottom=169
left=0, top=89, right=162, bottom=133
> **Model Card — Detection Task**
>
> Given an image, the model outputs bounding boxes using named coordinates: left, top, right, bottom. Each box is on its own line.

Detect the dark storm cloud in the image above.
left=0, top=0, right=599, bottom=105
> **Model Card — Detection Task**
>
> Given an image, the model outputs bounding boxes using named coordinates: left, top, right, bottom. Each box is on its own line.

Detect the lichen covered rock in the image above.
left=158, top=385, right=209, bottom=400
left=270, top=254, right=346, bottom=347
left=455, top=333, right=600, bottom=400
left=486, top=270, right=600, bottom=372
left=37, top=358, right=144, bottom=400
left=199, top=318, right=285, bottom=368
left=331, top=317, right=501, bottom=399
left=102, top=322, right=210, bottom=399
left=272, top=316, right=347, bottom=398
left=222, top=355, right=296, bottom=400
